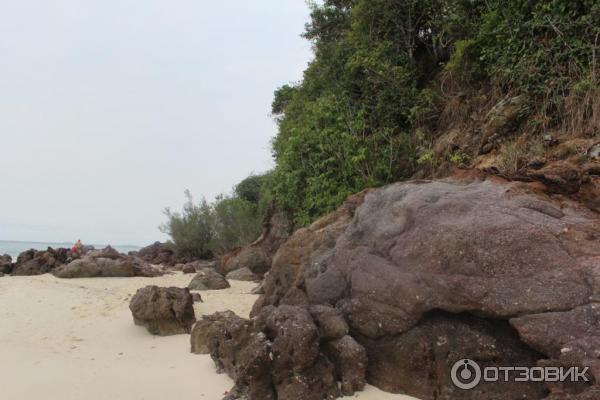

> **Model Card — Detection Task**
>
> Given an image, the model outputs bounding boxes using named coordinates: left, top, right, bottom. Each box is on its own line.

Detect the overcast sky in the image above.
left=0, top=1, right=312, bottom=246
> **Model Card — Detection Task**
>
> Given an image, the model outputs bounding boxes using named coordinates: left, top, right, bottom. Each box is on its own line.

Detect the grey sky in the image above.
left=0, top=1, right=312, bottom=246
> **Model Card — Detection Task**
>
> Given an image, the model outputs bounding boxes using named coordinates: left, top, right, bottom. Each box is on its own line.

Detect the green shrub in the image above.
left=159, top=190, right=215, bottom=259
left=161, top=173, right=268, bottom=257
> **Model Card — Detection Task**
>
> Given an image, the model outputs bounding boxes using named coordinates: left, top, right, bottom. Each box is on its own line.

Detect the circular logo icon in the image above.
left=451, top=359, right=482, bottom=390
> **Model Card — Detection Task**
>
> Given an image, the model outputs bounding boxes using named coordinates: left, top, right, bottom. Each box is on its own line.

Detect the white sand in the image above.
left=0, top=273, right=416, bottom=400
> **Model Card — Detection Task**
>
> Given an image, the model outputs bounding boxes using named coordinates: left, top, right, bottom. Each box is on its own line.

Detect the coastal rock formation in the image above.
left=12, top=247, right=72, bottom=276
left=191, top=307, right=355, bottom=400
left=226, top=267, right=260, bottom=282
left=134, top=241, right=202, bottom=266
left=0, top=254, right=12, bottom=274
left=188, top=269, right=230, bottom=291
left=53, top=247, right=163, bottom=278
left=129, top=285, right=196, bottom=335
left=218, top=208, right=293, bottom=278
left=227, top=178, right=600, bottom=400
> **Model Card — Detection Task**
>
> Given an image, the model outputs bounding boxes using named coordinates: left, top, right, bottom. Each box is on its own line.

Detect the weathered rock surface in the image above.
left=192, top=307, right=346, bottom=400
left=53, top=247, right=163, bottom=278
left=188, top=268, right=230, bottom=291
left=218, top=208, right=293, bottom=278
left=226, top=267, right=260, bottom=282
left=134, top=241, right=199, bottom=266
left=0, top=254, right=12, bottom=274
left=129, top=285, right=195, bottom=335
left=246, top=179, right=600, bottom=400
left=12, top=247, right=72, bottom=276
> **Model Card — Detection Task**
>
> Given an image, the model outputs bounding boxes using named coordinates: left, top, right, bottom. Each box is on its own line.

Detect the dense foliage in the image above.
left=271, top=0, right=599, bottom=225
left=160, top=176, right=268, bottom=257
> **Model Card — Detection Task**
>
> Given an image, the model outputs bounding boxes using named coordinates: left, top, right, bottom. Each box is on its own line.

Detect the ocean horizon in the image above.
left=0, top=240, right=142, bottom=260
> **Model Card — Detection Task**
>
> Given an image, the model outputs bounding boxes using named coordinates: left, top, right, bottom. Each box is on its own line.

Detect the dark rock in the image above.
left=529, top=160, right=584, bottom=194
left=309, top=305, right=348, bottom=340
left=188, top=269, right=230, bottom=291
left=191, top=292, right=203, bottom=303
left=251, top=179, right=600, bottom=400
left=197, top=307, right=341, bottom=400
left=12, top=247, right=71, bottom=276
left=202, top=311, right=276, bottom=400
left=251, top=189, right=372, bottom=316
left=219, top=246, right=270, bottom=276
left=53, top=257, right=135, bottom=278
left=129, top=285, right=195, bottom=335
left=226, top=267, right=260, bottom=282
left=136, top=241, right=191, bottom=266
left=52, top=250, right=163, bottom=278
left=86, top=245, right=122, bottom=259
left=0, top=254, right=12, bottom=274
left=0, top=272, right=4, bottom=277
left=324, top=335, right=367, bottom=396
left=182, top=264, right=196, bottom=274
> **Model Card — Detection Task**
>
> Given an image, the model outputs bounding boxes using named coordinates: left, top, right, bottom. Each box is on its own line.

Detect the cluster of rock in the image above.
left=188, top=268, right=230, bottom=291
left=132, top=241, right=197, bottom=266
left=422, top=94, right=600, bottom=216
left=11, top=247, right=74, bottom=276
left=193, top=178, right=600, bottom=400
left=191, top=305, right=367, bottom=400
left=3, top=246, right=163, bottom=278
left=53, top=246, right=163, bottom=278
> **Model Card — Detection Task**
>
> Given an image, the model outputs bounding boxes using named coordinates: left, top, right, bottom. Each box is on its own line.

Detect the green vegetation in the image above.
left=160, top=174, right=270, bottom=258
left=270, top=0, right=599, bottom=225
left=163, top=1, right=599, bottom=253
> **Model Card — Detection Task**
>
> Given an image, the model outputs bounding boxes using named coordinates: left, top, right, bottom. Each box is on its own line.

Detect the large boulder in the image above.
left=12, top=247, right=72, bottom=276
left=188, top=268, right=230, bottom=290
left=226, top=267, right=260, bottom=282
left=0, top=254, right=12, bottom=274
left=250, top=178, right=600, bottom=400
left=129, top=285, right=196, bottom=335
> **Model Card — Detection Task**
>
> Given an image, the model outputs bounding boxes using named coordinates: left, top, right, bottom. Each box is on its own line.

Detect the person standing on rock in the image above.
left=71, top=239, right=84, bottom=255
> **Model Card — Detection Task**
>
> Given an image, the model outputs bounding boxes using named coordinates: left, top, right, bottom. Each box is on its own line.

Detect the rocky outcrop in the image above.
left=12, top=247, right=72, bottom=276
left=134, top=241, right=190, bottom=266
left=251, top=189, right=371, bottom=315
left=218, top=207, right=293, bottom=278
left=53, top=247, right=163, bottom=278
left=241, top=179, right=600, bottom=400
left=226, top=267, right=260, bottom=282
left=0, top=254, right=12, bottom=274
left=129, top=285, right=196, bottom=335
left=188, top=269, right=230, bottom=290
left=191, top=307, right=361, bottom=400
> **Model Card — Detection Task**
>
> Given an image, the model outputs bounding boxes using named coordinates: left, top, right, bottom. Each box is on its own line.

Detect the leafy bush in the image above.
left=210, top=195, right=262, bottom=254
left=160, top=190, right=215, bottom=259
left=269, top=0, right=599, bottom=226
left=161, top=174, right=269, bottom=258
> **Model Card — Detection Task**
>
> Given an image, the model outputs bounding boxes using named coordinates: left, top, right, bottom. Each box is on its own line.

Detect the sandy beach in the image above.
left=0, top=273, right=416, bottom=400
